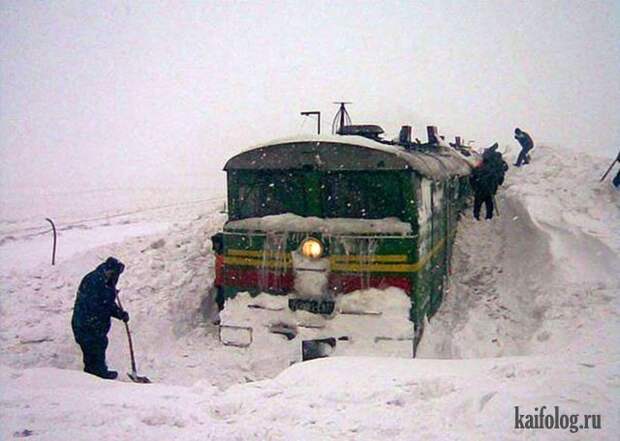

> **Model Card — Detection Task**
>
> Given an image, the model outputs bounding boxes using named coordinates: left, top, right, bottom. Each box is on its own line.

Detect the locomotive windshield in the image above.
left=228, top=170, right=407, bottom=221
left=324, top=171, right=405, bottom=219
left=232, top=171, right=309, bottom=219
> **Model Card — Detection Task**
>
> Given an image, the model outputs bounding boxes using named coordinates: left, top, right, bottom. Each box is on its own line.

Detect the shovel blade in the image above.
left=128, top=371, right=151, bottom=383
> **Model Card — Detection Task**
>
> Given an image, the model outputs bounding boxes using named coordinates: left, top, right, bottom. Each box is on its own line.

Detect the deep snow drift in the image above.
left=419, top=146, right=620, bottom=360
left=0, top=145, right=618, bottom=440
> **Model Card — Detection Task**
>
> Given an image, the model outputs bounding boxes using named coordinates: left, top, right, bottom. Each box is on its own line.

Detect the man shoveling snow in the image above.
left=71, top=257, right=129, bottom=379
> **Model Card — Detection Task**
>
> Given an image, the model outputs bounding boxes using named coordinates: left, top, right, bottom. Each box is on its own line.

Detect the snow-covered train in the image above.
left=210, top=120, right=478, bottom=360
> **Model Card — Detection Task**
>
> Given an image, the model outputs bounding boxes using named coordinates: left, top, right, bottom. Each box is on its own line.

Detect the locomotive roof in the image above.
left=224, top=134, right=475, bottom=179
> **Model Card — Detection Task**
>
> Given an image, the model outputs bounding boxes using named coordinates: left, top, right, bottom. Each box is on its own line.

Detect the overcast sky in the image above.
left=1, top=1, right=619, bottom=191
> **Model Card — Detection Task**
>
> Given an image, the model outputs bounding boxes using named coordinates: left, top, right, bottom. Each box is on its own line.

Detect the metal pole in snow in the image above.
left=45, top=218, right=57, bottom=265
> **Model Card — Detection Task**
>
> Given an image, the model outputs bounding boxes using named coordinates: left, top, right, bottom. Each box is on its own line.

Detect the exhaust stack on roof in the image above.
left=427, top=126, right=439, bottom=144
left=399, top=125, right=412, bottom=145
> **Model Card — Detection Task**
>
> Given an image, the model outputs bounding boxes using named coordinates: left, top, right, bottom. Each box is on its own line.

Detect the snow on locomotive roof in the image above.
left=225, top=134, right=474, bottom=179
left=241, top=134, right=398, bottom=154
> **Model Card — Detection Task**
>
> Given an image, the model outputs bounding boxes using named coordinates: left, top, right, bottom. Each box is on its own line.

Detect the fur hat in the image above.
left=103, top=256, right=125, bottom=274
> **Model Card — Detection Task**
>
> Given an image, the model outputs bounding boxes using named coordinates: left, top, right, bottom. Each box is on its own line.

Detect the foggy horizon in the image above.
left=1, top=1, right=619, bottom=192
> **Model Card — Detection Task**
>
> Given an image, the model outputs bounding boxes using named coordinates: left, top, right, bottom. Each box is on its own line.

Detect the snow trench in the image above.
left=418, top=194, right=555, bottom=358
left=418, top=150, right=620, bottom=360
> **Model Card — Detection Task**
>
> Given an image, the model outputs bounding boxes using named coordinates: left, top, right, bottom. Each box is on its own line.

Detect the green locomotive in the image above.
left=211, top=122, right=478, bottom=359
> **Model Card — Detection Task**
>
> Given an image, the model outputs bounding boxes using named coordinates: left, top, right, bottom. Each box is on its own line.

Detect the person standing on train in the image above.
left=514, top=128, right=534, bottom=167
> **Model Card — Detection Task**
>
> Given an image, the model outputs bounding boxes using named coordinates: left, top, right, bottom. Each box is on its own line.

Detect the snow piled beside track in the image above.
left=418, top=146, right=620, bottom=362
left=0, top=146, right=619, bottom=440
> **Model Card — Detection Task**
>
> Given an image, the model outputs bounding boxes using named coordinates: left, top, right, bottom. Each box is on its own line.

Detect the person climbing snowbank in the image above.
left=71, top=257, right=129, bottom=379
left=514, top=128, right=534, bottom=167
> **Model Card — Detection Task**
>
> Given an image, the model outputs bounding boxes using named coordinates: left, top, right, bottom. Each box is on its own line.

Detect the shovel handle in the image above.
left=116, top=296, right=137, bottom=374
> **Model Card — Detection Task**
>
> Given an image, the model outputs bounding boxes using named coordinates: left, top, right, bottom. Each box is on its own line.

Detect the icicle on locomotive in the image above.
left=210, top=105, right=479, bottom=360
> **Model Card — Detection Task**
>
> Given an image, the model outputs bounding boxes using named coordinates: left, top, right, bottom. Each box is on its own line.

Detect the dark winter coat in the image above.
left=470, top=153, right=508, bottom=198
left=71, top=262, right=124, bottom=341
left=515, top=131, right=534, bottom=151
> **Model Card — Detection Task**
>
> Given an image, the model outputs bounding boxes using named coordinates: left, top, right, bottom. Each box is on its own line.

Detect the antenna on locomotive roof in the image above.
left=332, top=101, right=352, bottom=135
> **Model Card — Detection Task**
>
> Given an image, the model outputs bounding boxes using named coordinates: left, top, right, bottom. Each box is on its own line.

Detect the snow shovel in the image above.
left=116, top=297, right=151, bottom=383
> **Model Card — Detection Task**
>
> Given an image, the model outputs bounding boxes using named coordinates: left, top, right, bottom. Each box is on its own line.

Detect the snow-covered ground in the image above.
left=0, top=145, right=618, bottom=440
left=0, top=185, right=225, bottom=272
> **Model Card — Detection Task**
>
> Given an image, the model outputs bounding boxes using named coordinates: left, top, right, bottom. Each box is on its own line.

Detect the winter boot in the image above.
left=100, top=370, right=118, bottom=380
left=84, top=367, right=118, bottom=380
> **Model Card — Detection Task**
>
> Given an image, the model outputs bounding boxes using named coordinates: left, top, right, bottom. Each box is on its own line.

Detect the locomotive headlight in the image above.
left=301, top=237, right=324, bottom=259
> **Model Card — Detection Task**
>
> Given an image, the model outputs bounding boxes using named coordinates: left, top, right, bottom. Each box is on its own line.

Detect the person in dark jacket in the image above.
left=514, top=128, right=534, bottom=167
left=71, top=257, right=129, bottom=379
left=470, top=143, right=508, bottom=220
